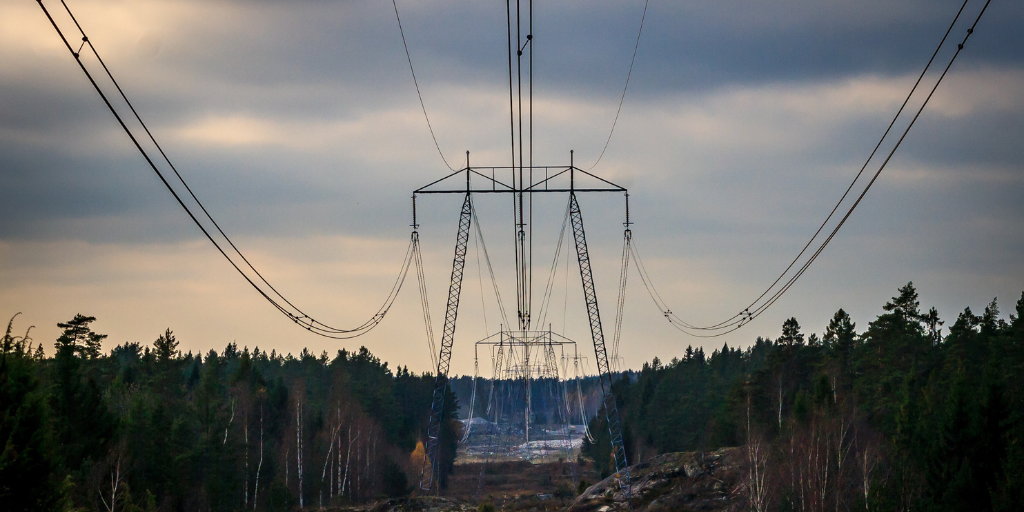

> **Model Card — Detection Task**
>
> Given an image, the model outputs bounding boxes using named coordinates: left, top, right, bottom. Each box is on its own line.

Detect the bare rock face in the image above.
left=567, top=447, right=746, bottom=512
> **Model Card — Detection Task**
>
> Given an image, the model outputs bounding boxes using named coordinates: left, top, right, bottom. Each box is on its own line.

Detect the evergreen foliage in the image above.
left=0, top=315, right=437, bottom=511
left=3, top=282, right=1023, bottom=510
left=583, top=283, right=1024, bottom=511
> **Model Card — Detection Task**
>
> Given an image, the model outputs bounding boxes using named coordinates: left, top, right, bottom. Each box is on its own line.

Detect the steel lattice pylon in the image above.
left=462, top=328, right=584, bottom=483
left=569, top=192, right=631, bottom=494
left=421, top=192, right=473, bottom=492
left=414, top=162, right=630, bottom=495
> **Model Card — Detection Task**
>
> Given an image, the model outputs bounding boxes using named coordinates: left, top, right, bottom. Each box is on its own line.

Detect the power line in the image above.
left=413, top=233, right=438, bottom=369
left=391, top=0, right=455, bottom=171
left=528, top=0, right=535, bottom=334
left=738, top=0, right=991, bottom=328
left=516, top=0, right=525, bottom=329
left=506, top=0, right=522, bottom=332
left=54, top=0, right=359, bottom=329
left=631, top=0, right=990, bottom=337
left=535, top=201, right=571, bottom=329
left=39, top=0, right=413, bottom=339
left=472, top=206, right=511, bottom=329
left=692, top=0, right=975, bottom=333
left=502, top=0, right=539, bottom=332
left=587, top=0, right=650, bottom=171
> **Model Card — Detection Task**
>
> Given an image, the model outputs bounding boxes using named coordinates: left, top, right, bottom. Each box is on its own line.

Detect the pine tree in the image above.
left=54, top=314, right=106, bottom=359
left=824, top=308, right=856, bottom=381
left=153, top=328, right=179, bottom=363
left=883, top=282, right=922, bottom=322
left=779, top=317, right=804, bottom=346
left=51, top=315, right=115, bottom=488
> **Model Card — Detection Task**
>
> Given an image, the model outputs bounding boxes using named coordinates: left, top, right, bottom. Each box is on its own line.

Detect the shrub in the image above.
left=576, top=479, right=591, bottom=496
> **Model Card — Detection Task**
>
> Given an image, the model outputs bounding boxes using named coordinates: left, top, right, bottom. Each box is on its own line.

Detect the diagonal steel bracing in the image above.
left=422, top=192, right=473, bottom=492
left=413, top=163, right=630, bottom=496
left=568, top=192, right=631, bottom=494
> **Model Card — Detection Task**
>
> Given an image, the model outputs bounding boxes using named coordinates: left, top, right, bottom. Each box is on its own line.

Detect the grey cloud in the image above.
left=2, top=0, right=1022, bottom=366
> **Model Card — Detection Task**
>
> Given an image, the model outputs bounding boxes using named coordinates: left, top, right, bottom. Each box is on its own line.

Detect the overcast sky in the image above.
left=2, top=0, right=1022, bottom=375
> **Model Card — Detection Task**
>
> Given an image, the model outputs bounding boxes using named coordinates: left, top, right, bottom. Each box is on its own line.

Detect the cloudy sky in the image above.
left=2, top=0, right=1022, bottom=375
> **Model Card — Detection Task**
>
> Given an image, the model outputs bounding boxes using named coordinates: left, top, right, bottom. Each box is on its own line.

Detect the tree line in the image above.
left=584, top=282, right=1024, bottom=511
left=4, top=281, right=1022, bottom=511
left=0, top=315, right=461, bottom=512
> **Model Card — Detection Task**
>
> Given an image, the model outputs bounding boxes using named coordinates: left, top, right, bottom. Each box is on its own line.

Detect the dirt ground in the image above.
left=332, top=448, right=746, bottom=511
left=445, top=459, right=601, bottom=508
left=323, top=461, right=602, bottom=512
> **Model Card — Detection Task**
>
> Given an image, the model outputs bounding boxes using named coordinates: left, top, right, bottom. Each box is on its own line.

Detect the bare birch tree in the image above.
left=857, top=427, right=881, bottom=511
left=833, top=413, right=853, bottom=512
left=243, top=406, right=249, bottom=509
left=223, top=398, right=235, bottom=445
left=253, top=407, right=263, bottom=510
left=98, top=446, right=127, bottom=512
left=746, top=391, right=771, bottom=512
left=320, top=423, right=341, bottom=509
left=296, top=397, right=303, bottom=508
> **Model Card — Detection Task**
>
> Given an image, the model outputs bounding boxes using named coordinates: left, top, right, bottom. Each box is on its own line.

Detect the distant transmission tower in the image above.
left=461, top=328, right=587, bottom=490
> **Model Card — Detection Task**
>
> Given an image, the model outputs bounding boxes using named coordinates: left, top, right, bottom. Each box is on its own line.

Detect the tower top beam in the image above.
left=413, top=164, right=626, bottom=195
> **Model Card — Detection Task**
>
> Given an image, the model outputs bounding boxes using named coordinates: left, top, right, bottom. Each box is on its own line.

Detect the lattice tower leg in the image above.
left=477, top=332, right=506, bottom=496
left=421, top=192, right=472, bottom=492
left=524, top=333, right=532, bottom=446
left=545, top=338, right=579, bottom=484
left=489, top=333, right=506, bottom=421
left=568, top=192, right=631, bottom=494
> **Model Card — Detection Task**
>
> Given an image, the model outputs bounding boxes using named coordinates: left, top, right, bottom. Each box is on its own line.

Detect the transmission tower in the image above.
left=415, top=160, right=632, bottom=496
left=463, top=329, right=583, bottom=467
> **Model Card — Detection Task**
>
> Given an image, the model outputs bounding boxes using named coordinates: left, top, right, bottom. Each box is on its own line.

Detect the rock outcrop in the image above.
left=567, top=447, right=746, bottom=512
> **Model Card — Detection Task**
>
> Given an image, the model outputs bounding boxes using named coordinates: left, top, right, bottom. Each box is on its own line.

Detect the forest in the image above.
left=584, top=282, right=1024, bottom=511
left=2, top=282, right=1023, bottom=511
left=0, top=315, right=460, bottom=511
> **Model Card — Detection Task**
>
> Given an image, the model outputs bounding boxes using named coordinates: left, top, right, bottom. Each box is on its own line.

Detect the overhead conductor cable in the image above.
left=39, top=0, right=414, bottom=339
left=633, top=0, right=990, bottom=337
left=392, top=0, right=455, bottom=171
left=588, top=0, right=650, bottom=171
